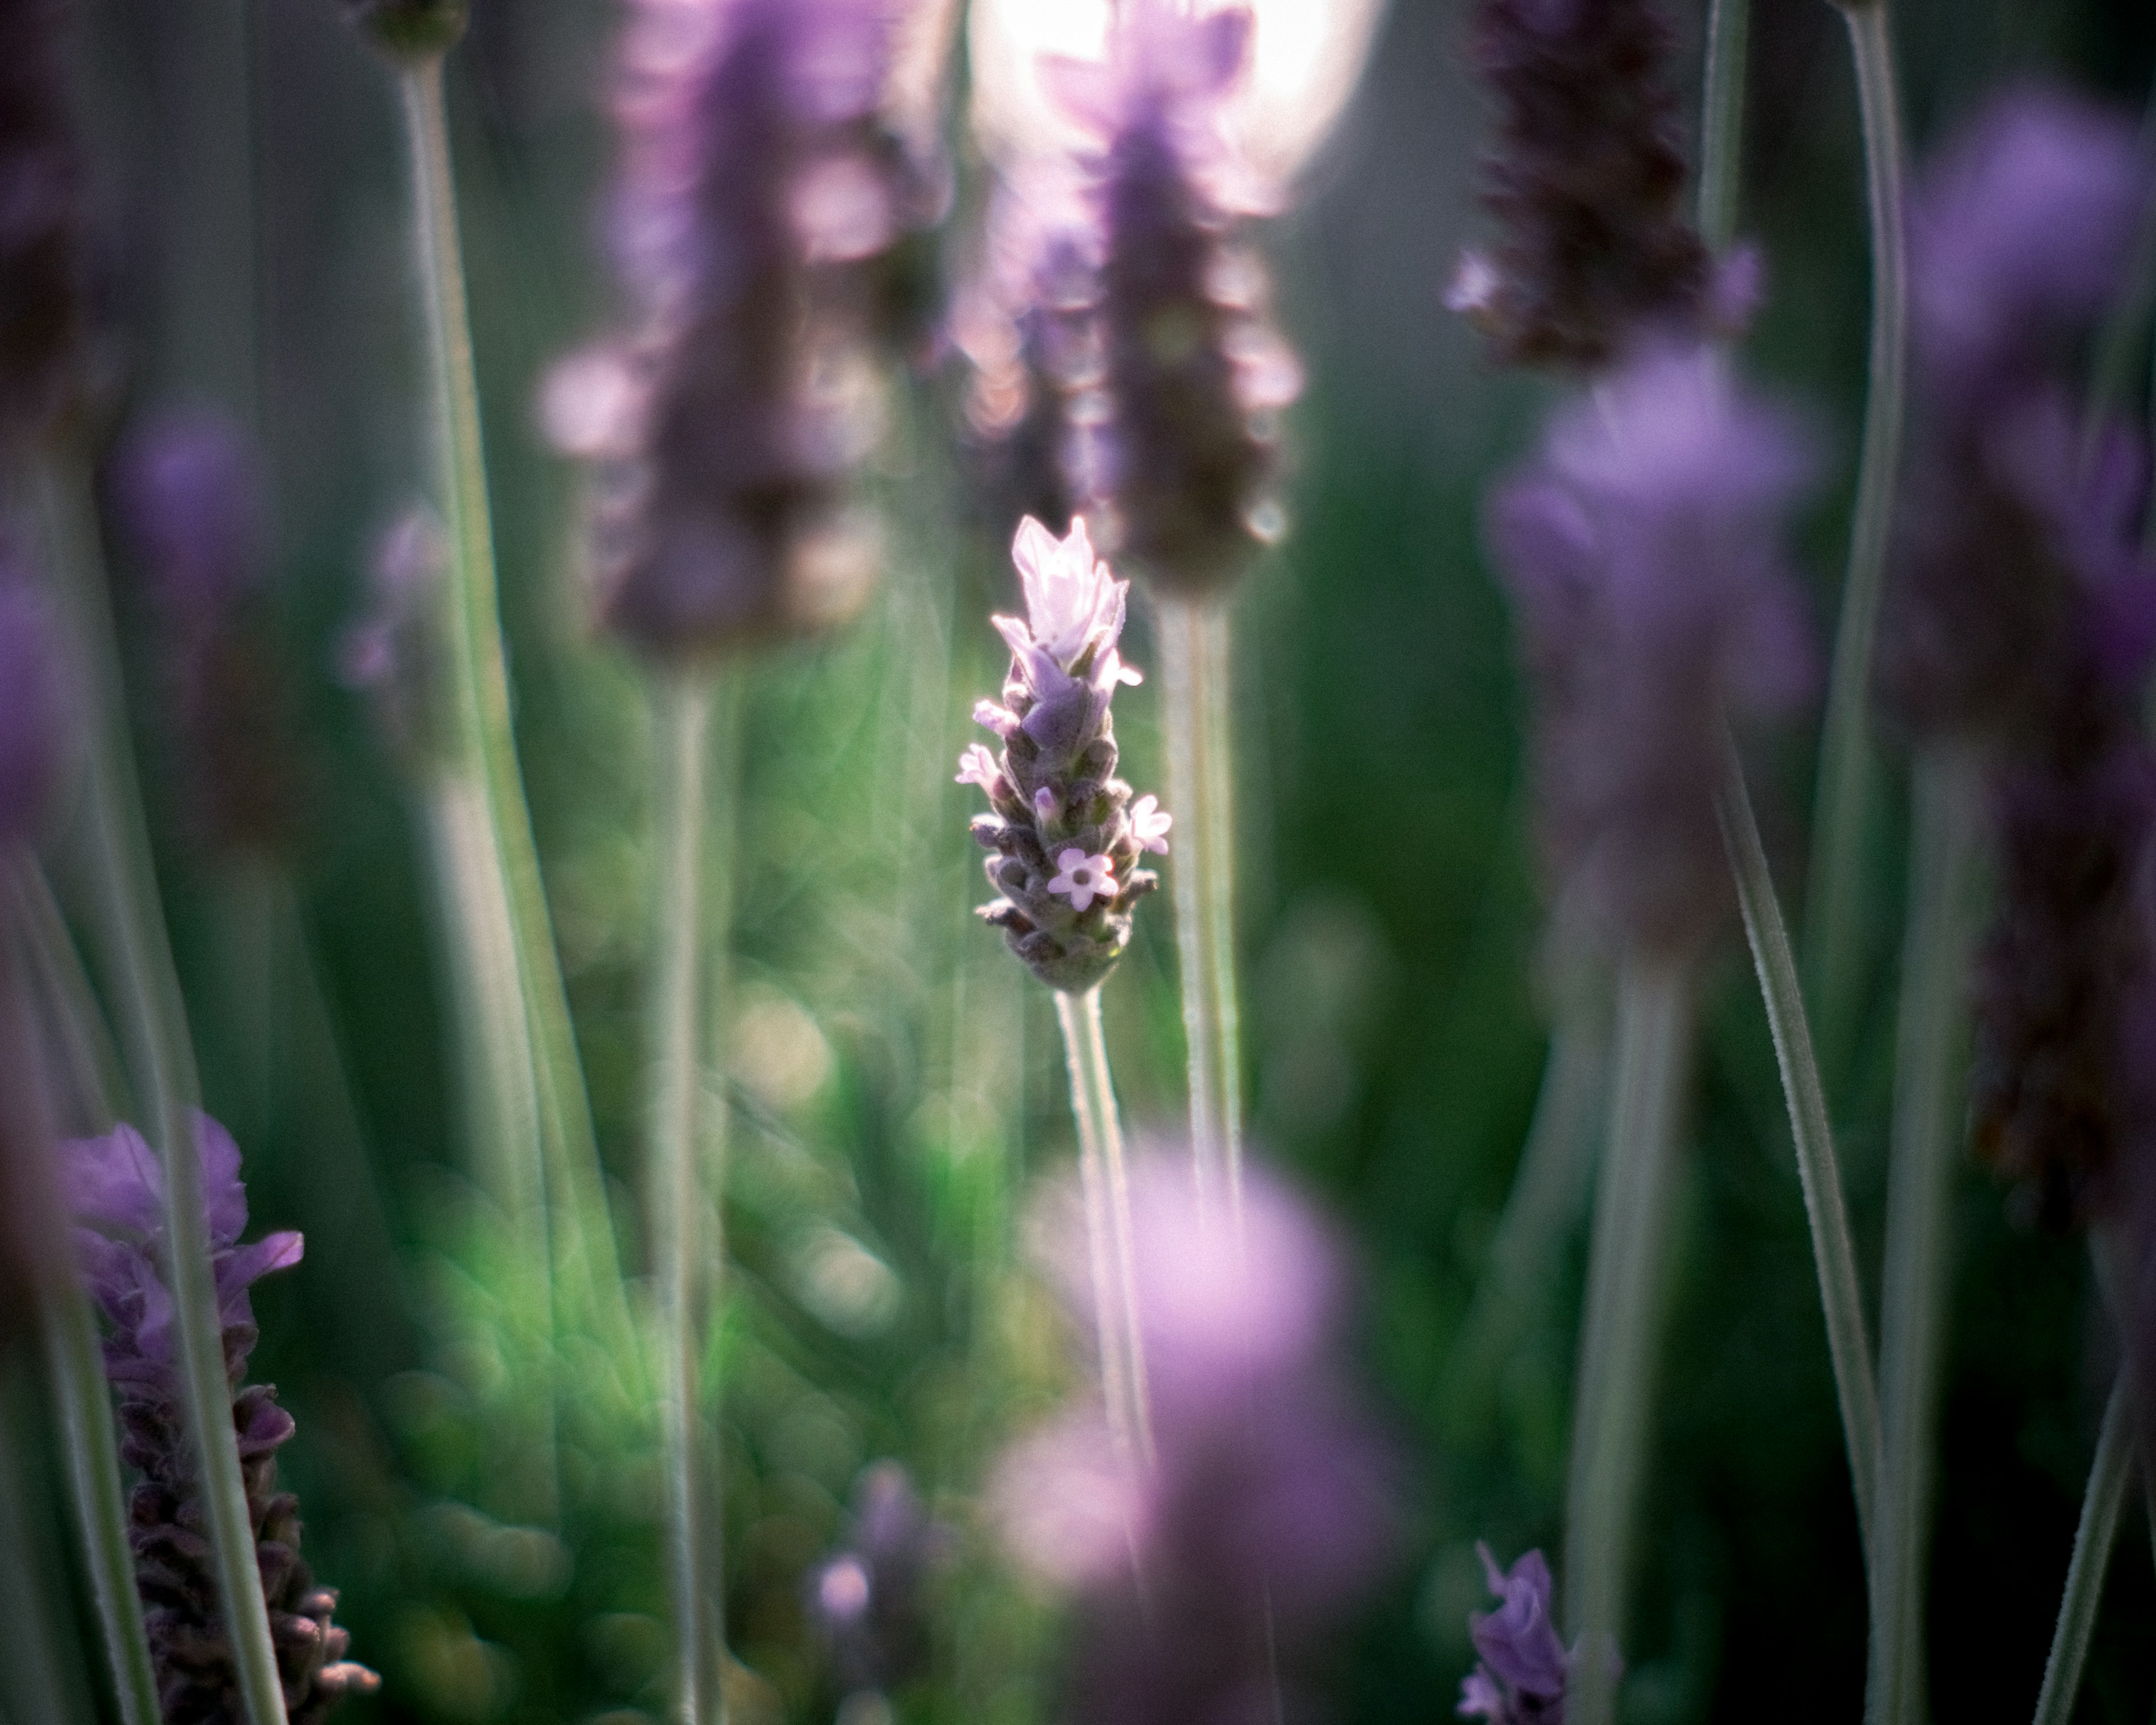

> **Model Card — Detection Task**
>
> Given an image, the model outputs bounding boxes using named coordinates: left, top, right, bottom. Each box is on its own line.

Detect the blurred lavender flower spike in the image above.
left=806, top=1461, right=954, bottom=1699
left=1489, top=346, right=1816, bottom=954
left=113, top=405, right=307, bottom=858
left=993, top=1151, right=1397, bottom=1725
left=341, top=0, right=468, bottom=58
left=0, top=0, right=89, bottom=444
left=1452, top=0, right=1713, bottom=369
left=0, top=547, right=71, bottom=847
left=1908, top=85, right=2147, bottom=412
left=964, top=515, right=1164, bottom=992
left=339, top=505, right=449, bottom=766
left=63, top=1115, right=379, bottom=1721
left=572, top=0, right=930, bottom=661
left=1043, top=1, right=1300, bottom=595
left=1459, top=1545, right=1569, bottom=1724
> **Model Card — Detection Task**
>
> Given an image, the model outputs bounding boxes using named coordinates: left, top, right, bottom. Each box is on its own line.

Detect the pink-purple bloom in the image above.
left=1488, top=346, right=1815, bottom=952
left=1459, top=1545, right=1569, bottom=1723
left=576, top=0, right=926, bottom=660
left=966, top=516, right=1166, bottom=991
left=805, top=1461, right=953, bottom=1699
left=65, top=1115, right=377, bottom=1721
left=993, top=1153, right=1397, bottom=1725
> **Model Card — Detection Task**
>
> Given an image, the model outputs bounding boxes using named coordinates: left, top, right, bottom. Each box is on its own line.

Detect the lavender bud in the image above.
left=63, top=1115, right=379, bottom=1720
left=338, top=505, right=450, bottom=767
left=0, top=0, right=89, bottom=443
left=1451, top=0, right=1712, bottom=369
left=959, top=515, right=1167, bottom=992
left=1487, top=346, right=1815, bottom=955
left=1458, top=1545, right=1569, bottom=1723
left=1048, top=4, right=1300, bottom=596
left=993, top=1153, right=1396, bottom=1725
left=575, top=0, right=921, bottom=662
left=340, top=0, right=468, bottom=59
left=112, top=407, right=305, bottom=860
left=806, top=1461, right=952, bottom=1698
left=0, top=549, right=70, bottom=847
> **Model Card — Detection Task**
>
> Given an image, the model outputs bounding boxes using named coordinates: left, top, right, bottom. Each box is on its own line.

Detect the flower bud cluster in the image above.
left=568, top=0, right=932, bottom=663
left=962, top=516, right=1168, bottom=993
left=805, top=1461, right=952, bottom=1699
left=65, top=1116, right=377, bottom=1722
left=1449, top=0, right=1712, bottom=369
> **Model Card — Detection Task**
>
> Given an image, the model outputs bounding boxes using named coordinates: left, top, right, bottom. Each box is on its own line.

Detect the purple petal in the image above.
left=194, top=1112, right=248, bottom=1245
left=61, top=1126, right=165, bottom=1236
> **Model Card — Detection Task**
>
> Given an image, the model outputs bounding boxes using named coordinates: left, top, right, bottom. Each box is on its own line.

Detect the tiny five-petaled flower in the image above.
left=1049, top=848, right=1117, bottom=911
left=1129, top=792, right=1171, bottom=855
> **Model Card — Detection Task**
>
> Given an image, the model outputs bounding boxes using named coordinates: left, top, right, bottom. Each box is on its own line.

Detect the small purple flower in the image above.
left=1451, top=0, right=1712, bottom=369
left=805, top=1461, right=953, bottom=1697
left=1488, top=346, right=1815, bottom=953
left=0, top=0, right=89, bottom=444
left=0, top=551, right=70, bottom=847
left=993, top=1152, right=1397, bottom=1725
left=964, top=515, right=1166, bottom=991
left=64, top=1115, right=377, bottom=1721
left=1459, top=1545, right=1568, bottom=1724
left=577, top=0, right=925, bottom=661
left=1908, top=85, right=2147, bottom=413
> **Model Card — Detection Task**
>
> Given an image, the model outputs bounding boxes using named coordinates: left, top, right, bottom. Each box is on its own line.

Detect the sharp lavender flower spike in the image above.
left=1449, top=0, right=1715, bottom=370
left=992, top=1152, right=1396, bottom=1725
left=805, top=1461, right=953, bottom=1700
left=569, top=0, right=929, bottom=661
left=0, top=0, right=89, bottom=445
left=1459, top=1545, right=1569, bottom=1724
left=64, top=1115, right=378, bottom=1722
left=963, top=514, right=1165, bottom=991
left=1040, top=1, right=1300, bottom=596
left=113, top=405, right=305, bottom=859
left=0, top=546, right=70, bottom=848
left=1488, top=346, right=1816, bottom=954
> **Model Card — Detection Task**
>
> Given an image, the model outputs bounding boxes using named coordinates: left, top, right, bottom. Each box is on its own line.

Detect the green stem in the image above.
left=1715, top=733, right=1881, bottom=1567
left=1696, top=0, right=1751, bottom=253
left=396, top=56, right=636, bottom=1367
left=1157, top=597, right=1244, bottom=1225
left=1054, top=987, right=1154, bottom=1467
left=31, top=454, right=289, bottom=1725
left=0, top=1393, right=89, bottom=1725
left=1867, top=745, right=1984, bottom=1725
left=648, top=676, right=727, bottom=1725
left=2030, top=1374, right=2133, bottom=1725
left=1563, top=957, right=1694, bottom=1725
left=1806, top=0, right=1911, bottom=1077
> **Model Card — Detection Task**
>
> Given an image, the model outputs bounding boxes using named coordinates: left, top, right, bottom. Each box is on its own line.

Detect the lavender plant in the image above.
left=1458, top=1545, right=1568, bottom=1725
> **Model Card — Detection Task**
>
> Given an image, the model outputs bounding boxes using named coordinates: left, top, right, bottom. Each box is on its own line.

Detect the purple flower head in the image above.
left=1910, top=85, right=2148, bottom=412
left=1450, top=0, right=1712, bottom=369
left=806, top=1461, right=953, bottom=1696
left=1031, top=1, right=1298, bottom=597
left=965, top=516, right=1166, bottom=991
left=1489, top=346, right=1816, bottom=953
left=113, top=405, right=267, bottom=624
left=995, top=1149, right=1398, bottom=1725
left=1460, top=1545, right=1568, bottom=1723
left=0, top=0, right=89, bottom=444
left=579, top=0, right=928, bottom=661
left=0, top=554, right=71, bottom=847
left=63, top=1114, right=375, bottom=1719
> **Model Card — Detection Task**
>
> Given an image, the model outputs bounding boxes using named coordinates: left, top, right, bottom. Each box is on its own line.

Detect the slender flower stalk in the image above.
left=1804, top=0, right=1911, bottom=1078
left=1563, top=958, right=1692, bottom=1725
left=1867, top=746, right=1984, bottom=1725
left=1694, top=0, right=1751, bottom=255
left=2029, top=1372, right=2134, bottom=1725
left=1714, top=733, right=1881, bottom=1564
left=1054, top=986, right=1153, bottom=1465
left=647, top=673, right=726, bottom=1725
left=1157, top=600, right=1243, bottom=1217
left=0, top=1405, right=88, bottom=1725
left=394, top=51, right=634, bottom=1371
left=30, top=454, right=292, bottom=1725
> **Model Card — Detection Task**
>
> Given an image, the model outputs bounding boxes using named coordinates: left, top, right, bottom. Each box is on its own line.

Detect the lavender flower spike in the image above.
left=1488, top=345, right=1815, bottom=954
left=64, top=1115, right=378, bottom=1722
left=965, top=515, right=1166, bottom=991
left=1460, top=1545, right=1569, bottom=1724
